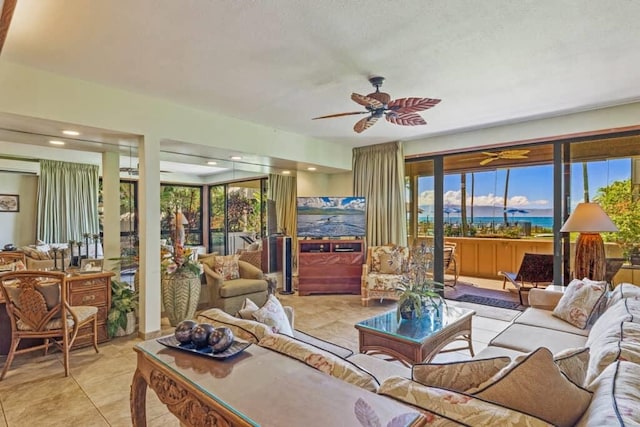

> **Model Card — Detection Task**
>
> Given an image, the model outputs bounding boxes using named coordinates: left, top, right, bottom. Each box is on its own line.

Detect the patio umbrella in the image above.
left=505, top=208, right=529, bottom=222
left=443, top=207, right=461, bottom=223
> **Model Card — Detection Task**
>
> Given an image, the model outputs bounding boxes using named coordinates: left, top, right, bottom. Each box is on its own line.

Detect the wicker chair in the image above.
left=0, top=271, right=99, bottom=380
left=361, top=245, right=410, bottom=306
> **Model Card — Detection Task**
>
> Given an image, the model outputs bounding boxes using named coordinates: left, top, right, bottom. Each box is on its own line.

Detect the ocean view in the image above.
left=419, top=215, right=554, bottom=229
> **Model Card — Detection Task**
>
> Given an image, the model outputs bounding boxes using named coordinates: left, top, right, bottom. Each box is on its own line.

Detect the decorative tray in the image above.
left=157, top=335, right=251, bottom=360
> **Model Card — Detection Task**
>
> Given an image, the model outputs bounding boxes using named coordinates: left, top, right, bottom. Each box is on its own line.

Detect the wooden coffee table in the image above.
left=355, top=306, right=475, bottom=367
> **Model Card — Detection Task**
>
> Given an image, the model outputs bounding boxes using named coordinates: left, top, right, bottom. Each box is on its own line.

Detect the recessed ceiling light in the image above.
left=230, top=156, right=242, bottom=160
left=62, top=130, right=80, bottom=136
left=207, top=161, right=218, bottom=165
left=307, top=167, right=317, bottom=171
left=282, top=170, right=291, bottom=175
left=49, top=140, right=65, bottom=146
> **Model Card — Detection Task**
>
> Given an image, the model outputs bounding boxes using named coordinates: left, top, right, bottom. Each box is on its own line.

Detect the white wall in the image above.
left=297, top=171, right=352, bottom=197
left=0, top=173, right=38, bottom=247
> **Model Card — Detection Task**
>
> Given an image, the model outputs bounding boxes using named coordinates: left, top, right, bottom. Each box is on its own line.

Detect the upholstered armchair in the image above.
left=361, top=245, right=410, bottom=306
left=201, top=257, right=269, bottom=315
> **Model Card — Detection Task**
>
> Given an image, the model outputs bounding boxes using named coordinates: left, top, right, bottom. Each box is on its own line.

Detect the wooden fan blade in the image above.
left=385, top=112, right=427, bottom=126
left=354, top=116, right=378, bottom=133
left=387, top=97, right=441, bottom=114
left=479, top=157, right=496, bottom=166
left=482, top=152, right=498, bottom=157
left=351, top=93, right=383, bottom=109
left=312, top=111, right=368, bottom=120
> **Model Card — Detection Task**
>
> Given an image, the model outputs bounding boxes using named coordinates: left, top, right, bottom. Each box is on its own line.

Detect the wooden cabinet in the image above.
left=298, top=239, right=364, bottom=296
left=66, top=272, right=113, bottom=346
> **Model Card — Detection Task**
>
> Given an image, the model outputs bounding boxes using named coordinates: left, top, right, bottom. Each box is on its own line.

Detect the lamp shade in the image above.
left=560, top=203, right=619, bottom=233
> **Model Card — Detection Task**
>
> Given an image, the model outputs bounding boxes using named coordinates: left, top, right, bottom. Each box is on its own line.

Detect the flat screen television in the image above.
left=297, top=196, right=366, bottom=238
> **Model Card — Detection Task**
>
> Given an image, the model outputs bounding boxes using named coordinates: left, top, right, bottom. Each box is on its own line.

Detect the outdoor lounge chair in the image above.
left=499, top=253, right=554, bottom=305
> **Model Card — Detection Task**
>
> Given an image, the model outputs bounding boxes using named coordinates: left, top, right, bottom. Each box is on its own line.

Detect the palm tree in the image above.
left=503, top=169, right=510, bottom=225
left=460, top=173, right=468, bottom=236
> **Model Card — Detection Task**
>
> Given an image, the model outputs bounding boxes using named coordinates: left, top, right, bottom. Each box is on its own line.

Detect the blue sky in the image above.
left=417, top=158, right=632, bottom=213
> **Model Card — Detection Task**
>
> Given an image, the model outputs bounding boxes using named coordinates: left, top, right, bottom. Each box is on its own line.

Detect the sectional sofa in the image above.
left=189, top=281, right=640, bottom=426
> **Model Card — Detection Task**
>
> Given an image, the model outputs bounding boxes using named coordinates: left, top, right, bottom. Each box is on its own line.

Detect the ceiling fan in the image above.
left=312, top=77, right=441, bottom=133
left=479, top=149, right=530, bottom=166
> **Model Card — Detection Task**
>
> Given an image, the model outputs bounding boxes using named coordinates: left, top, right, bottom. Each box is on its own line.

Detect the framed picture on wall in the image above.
left=0, top=195, right=19, bottom=212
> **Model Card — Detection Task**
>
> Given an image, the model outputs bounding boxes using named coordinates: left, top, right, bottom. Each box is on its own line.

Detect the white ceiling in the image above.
left=2, top=0, right=640, bottom=174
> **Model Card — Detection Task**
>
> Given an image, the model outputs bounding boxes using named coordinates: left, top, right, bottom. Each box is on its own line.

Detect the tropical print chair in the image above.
left=361, top=245, right=410, bottom=306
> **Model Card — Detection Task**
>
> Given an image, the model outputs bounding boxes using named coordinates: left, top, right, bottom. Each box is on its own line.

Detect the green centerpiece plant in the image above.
left=396, top=242, right=446, bottom=321
left=108, top=279, right=138, bottom=337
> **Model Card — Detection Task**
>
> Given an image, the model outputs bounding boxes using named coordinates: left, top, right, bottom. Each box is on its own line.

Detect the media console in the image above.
left=297, top=239, right=364, bottom=295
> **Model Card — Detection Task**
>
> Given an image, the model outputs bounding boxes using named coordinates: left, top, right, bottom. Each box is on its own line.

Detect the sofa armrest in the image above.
left=202, top=263, right=223, bottom=286
left=283, top=306, right=295, bottom=329
left=528, top=288, right=563, bottom=310
left=238, top=260, right=264, bottom=280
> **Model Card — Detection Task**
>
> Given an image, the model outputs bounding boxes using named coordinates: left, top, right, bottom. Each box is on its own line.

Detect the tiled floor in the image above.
left=0, top=283, right=516, bottom=426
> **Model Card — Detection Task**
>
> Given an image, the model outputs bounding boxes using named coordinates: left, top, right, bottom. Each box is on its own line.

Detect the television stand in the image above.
left=298, top=239, right=364, bottom=295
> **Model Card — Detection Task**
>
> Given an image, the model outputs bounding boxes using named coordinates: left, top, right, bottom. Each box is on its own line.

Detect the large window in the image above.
left=160, top=184, right=203, bottom=246
left=208, top=179, right=268, bottom=255
left=406, top=133, right=640, bottom=284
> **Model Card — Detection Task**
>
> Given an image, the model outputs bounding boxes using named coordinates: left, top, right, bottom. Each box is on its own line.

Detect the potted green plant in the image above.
left=108, top=279, right=139, bottom=337
left=396, top=242, right=446, bottom=321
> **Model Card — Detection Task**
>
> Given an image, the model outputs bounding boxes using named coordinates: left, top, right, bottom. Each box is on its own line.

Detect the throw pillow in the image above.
left=258, top=334, right=379, bottom=392
left=553, top=347, right=590, bottom=387
left=552, top=278, right=607, bottom=329
left=214, top=255, right=240, bottom=280
left=237, top=298, right=260, bottom=320
left=378, top=376, right=552, bottom=426
left=607, top=283, right=640, bottom=309
left=378, top=252, right=403, bottom=275
left=252, top=294, right=293, bottom=336
left=238, top=250, right=262, bottom=270
left=0, top=260, right=26, bottom=272
left=472, top=347, right=592, bottom=427
left=411, top=357, right=511, bottom=392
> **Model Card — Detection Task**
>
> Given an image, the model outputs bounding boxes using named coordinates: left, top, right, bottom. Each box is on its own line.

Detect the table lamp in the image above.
left=560, top=202, right=618, bottom=281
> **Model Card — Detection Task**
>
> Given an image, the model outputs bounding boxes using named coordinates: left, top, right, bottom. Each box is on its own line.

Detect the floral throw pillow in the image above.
left=252, top=294, right=293, bottom=336
left=552, top=278, right=607, bottom=329
left=214, top=255, right=240, bottom=280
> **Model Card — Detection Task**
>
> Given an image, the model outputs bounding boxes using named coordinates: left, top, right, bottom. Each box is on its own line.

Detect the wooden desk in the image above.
left=0, top=271, right=112, bottom=354
left=132, top=340, right=428, bottom=426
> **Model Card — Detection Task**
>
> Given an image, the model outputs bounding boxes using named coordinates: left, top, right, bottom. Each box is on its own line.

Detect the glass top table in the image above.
left=355, top=305, right=475, bottom=366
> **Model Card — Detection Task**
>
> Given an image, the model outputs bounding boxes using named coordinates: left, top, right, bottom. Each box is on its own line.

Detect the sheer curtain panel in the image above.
left=268, top=173, right=298, bottom=269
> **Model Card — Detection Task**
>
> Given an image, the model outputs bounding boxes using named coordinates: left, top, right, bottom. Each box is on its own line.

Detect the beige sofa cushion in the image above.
left=576, top=361, right=640, bottom=427
left=585, top=321, right=640, bottom=387
left=606, top=283, right=640, bottom=309
left=378, top=376, right=552, bottom=426
left=472, top=348, right=592, bottom=427
left=587, top=297, right=640, bottom=347
left=489, top=323, right=588, bottom=354
left=346, top=353, right=410, bottom=382
left=218, top=278, right=267, bottom=298
left=553, top=347, right=590, bottom=387
left=552, top=278, right=607, bottom=329
left=411, top=357, right=511, bottom=392
left=514, top=307, right=590, bottom=336
left=258, top=334, right=379, bottom=392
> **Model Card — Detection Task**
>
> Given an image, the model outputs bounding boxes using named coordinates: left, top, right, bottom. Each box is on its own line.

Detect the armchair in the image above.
left=202, top=258, right=268, bottom=315
left=361, top=245, right=410, bottom=306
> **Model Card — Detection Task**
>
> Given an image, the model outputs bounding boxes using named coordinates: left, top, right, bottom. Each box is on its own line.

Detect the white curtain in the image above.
left=268, top=173, right=298, bottom=269
left=37, top=160, right=100, bottom=243
left=353, top=141, right=407, bottom=247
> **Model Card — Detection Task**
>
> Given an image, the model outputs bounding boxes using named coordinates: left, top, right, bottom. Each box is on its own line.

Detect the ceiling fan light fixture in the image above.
left=312, top=76, right=440, bottom=133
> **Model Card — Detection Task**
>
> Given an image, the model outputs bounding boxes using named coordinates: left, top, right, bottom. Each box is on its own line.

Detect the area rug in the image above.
left=449, top=294, right=524, bottom=311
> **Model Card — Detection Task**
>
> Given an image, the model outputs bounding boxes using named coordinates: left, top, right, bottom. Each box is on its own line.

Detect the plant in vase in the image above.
left=161, top=242, right=204, bottom=326
left=396, top=242, right=446, bottom=321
